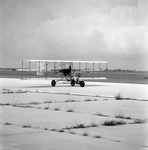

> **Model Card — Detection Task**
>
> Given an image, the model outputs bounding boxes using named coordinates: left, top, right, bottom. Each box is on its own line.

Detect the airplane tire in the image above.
left=80, top=81, right=85, bottom=87
left=71, top=80, right=75, bottom=86
left=51, top=80, right=56, bottom=86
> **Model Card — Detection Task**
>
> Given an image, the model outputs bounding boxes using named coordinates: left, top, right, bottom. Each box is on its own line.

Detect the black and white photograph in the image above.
left=0, top=0, right=148, bottom=149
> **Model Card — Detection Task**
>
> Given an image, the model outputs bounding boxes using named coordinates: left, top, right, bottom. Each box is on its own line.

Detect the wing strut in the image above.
left=54, top=62, right=55, bottom=78
left=79, top=62, right=81, bottom=73
left=99, top=63, right=100, bottom=77
left=29, top=61, right=31, bottom=79
left=93, top=63, right=94, bottom=79
left=46, top=62, right=48, bottom=79
left=106, top=63, right=108, bottom=78
left=85, top=62, right=87, bottom=78
left=22, top=60, right=24, bottom=79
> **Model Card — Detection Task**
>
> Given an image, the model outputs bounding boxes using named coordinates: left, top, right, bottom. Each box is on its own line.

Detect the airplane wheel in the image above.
left=80, top=81, right=85, bottom=87
left=71, top=80, right=75, bottom=86
left=51, top=80, right=56, bottom=87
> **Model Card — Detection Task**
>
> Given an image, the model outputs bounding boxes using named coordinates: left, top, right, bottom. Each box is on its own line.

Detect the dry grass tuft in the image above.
left=115, top=93, right=123, bottom=100
left=90, top=119, right=98, bottom=127
left=71, top=123, right=87, bottom=129
left=44, top=101, right=52, bottom=103
left=4, top=122, right=12, bottom=125
left=66, top=105, right=76, bottom=112
left=64, top=99, right=78, bottom=103
left=94, top=135, right=102, bottom=138
left=54, top=105, right=60, bottom=111
left=69, top=130, right=76, bottom=135
left=51, top=128, right=57, bottom=131
left=44, top=104, right=50, bottom=110
left=44, top=128, right=48, bottom=130
left=85, top=99, right=92, bottom=102
left=0, top=103, right=11, bottom=106
left=82, top=130, right=89, bottom=136
left=133, top=118, right=147, bottom=124
left=28, top=102, right=41, bottom=105
left=58, top=129, right=65, bottom=132
left=102, top=119, right=127, bottom=126
left=115, top=110, right=131, bottom=119
left=22, top=124, right=32, bottom=128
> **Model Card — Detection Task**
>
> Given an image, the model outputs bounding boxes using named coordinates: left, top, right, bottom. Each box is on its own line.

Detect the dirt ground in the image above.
left=0, top=78, right=148, bottom=150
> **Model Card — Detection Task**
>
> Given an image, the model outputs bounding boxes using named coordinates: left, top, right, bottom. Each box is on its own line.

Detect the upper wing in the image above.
left=23, top=59, right=108, bottom=64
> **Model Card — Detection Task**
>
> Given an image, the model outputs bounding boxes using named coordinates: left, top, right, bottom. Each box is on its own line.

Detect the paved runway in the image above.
left=1, top=78, right=148, bottom=100
left=1, top=78, right=148, bottom=150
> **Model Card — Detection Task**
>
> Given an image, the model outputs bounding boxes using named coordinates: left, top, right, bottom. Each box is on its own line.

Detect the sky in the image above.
left=0, top=0, right=148, bottom=70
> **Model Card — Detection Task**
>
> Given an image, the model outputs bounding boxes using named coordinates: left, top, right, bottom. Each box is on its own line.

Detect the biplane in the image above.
left=21, top=60, right=108, bottom=87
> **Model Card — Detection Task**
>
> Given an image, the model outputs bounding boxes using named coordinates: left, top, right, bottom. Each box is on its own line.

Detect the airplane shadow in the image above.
left=23, top=84, right=106, bottom=88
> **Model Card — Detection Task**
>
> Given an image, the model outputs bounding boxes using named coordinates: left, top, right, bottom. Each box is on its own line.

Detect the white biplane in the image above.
left=21, top=60, right=108, bottom=87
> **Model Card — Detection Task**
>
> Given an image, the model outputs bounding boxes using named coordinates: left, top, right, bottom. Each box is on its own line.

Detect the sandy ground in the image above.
left=0, top=78, right=148, bottom=150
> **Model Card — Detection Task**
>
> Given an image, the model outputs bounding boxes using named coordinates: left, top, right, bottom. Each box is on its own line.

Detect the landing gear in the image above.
left=51, top=80, right=56, bottom=87
left=51, top=79, right=85, bottom=87
left=79, top=81, right=85, bottom=87
left=75, top=79, right=85, bottom=87
left=71, top=80, right=75, bottom=86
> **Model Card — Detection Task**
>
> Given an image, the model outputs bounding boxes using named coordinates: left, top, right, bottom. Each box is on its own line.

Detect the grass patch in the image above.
left=115, top=111, right=125, bottom=119
left=66, top=105, right=76, bottom=112
left=51, top=128, right=57, bottom=131
left=90, top=118, right=98, bottom=127
left=69, top=130, right=76, bottom=135
left=95, top=108, right=109, bottom=117
left=84, top=99, right=92, bottom=102
left=102, top=119, right=127, bottom=126
left=64, top=99, right=78, bottom=103
left=58, top=129, right=65, bottom=132
left=11, top=103, right=18, bottom=107
left=94, top=135, right=102, bottom=138
left=82, top=130, right=89, bottom=136
left=95, top=113, right=109, bottom=117
left=67, top=108, right=75, bottom=112
left=54, top=105, right=60, bottom=111
left=13, top=105, right=32, bottom=108
left=133, top=118, right=147, bottom=124
left=115, top=110, right=131, bottom=120
left=28, top=102, right=41, bottom=105
left=115, top=93, right=123, bottom=100
left=71, top=123, right=88, bottom=129
left=103, top=98, right=108, bottom=101
left=93, top=99, right=98, bottom=101
left=4, top=122, right=12, bottom=125
left=44, top=128, right=48, bottom=130
left=44, top=101, right=52, bottom=103
left=22, top=124, right=32, bottom=128
left=124, top=116, right=131, bottom=119
left=44, top=104, right=50, bottom=110
left=0, top=103, right=11, bottom=106
left=68, top=119, right=99, bottom=130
